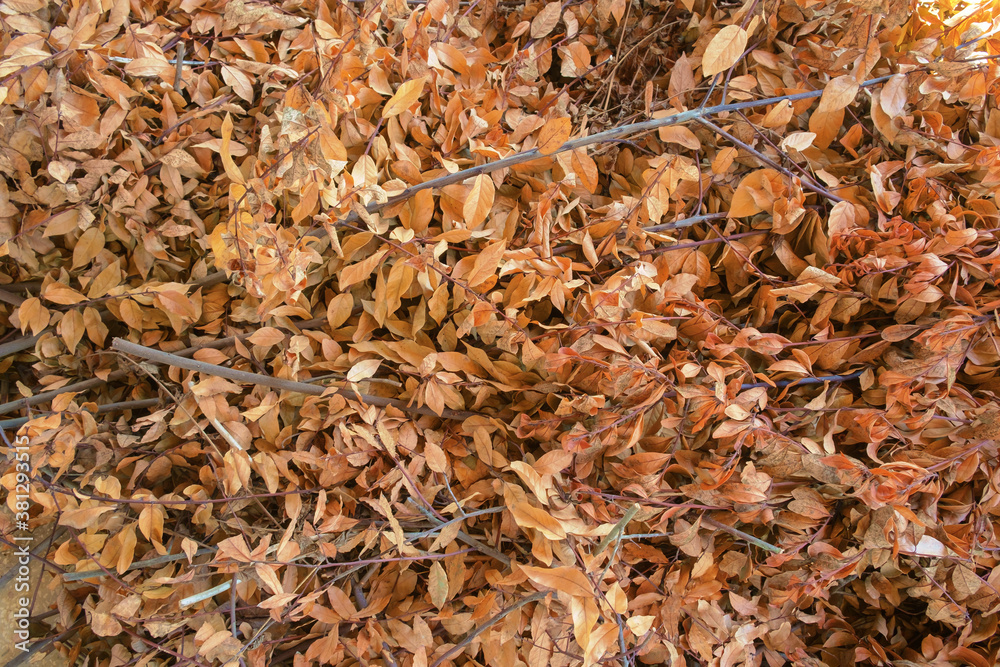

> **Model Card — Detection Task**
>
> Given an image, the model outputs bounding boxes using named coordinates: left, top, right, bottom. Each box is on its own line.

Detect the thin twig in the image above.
left=410, top=502, right=511, bottom=567
left=0, top=317, right=327, bottom=417
left=173, top=41, right=186, bottom=89
left=695, top=117, right=845, bottom=203
left=740, top=369, right=864, bottom=390
left=295, top=75, right=894, bottom=244
left=63, top=547, right=215, bottom=582
left=551, top=212, right=729, bottom=257
left=108, top=55, right=212, bottom=66
left=405, top=506, right=506, bottom=540
left=593, top=503, right=640, bottom=556
left=0, top=287, right=25, bottom=306
left=111, top=338, right=478, bottom=421
left=643, top=212, right=729, bottom=234
left=0, top=333, right=41, bottom=359
left=41, top=479, right=319, bottom=506
left=180, top=576, right=242, bottom=608
left=0, top=397, right=161, bottom=431
left=702, top=516, right=781, bottom=554
left=429, top=591, right=547, bottom=667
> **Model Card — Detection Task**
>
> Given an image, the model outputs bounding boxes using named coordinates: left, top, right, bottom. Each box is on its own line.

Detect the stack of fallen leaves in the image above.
left=2, top=0, right=1000, bottom=664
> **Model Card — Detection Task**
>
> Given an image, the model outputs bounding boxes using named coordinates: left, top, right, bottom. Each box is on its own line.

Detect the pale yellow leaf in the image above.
left=428, top=562, right=449, bottom=609
left=42, top=283, right=87, bottom=306
left=702, top=25, right=748, bottom=77
left=808, top=107, right=844, bottom=149
left=124, top=57, right=171, bottom=77
left=59, top=308, right=84, bottom=351
left=533, top=449, right=573, bottom=475
left=59, top=505, right=114, bottom=530
left=626, top=615, right=655, bottom=636
left=572, top=149, right=598, bottom=193
left=712, top=146, right=737, bottom=174
left=728, top=170, right=770, bottom=218
left=43, top=208, right=81, bottom=237
left=119, top=299, right=143, bottom=331
left=657, top=125, right=700, bottom=150
left=116, top=523, right=137, bottom=574
left=780, top=131, right=816, bottom=152
left=425, top=440, right=448, bottom=473
left=18, top=297, right=49, bottom=335
left=462, top=174, right=495, bottom=228
left=154, top=290, right=196, bottom=321
left=530, top=2, right=562, bottom=38
left=347, top=358, right=382, bottom=382
left=220, top=112, right=245, bottom=185
left=340, top=248, right=389, bottom=288
left=817, top=76, right=860, bottom=114
left=87, top=262, right=121, bottom=299
left=248, top=327, right=285, bottom=347
left=608, top=583, right=628, bottom=614
left=221, top=65, right=254, bottom=103
left=327, top=292, right=355, bottom=329
left=138, top=505, right=163, bottom=543
left=880, top=74, right=907, bottom=118
left=72, top=227, right=105, bottom=269
left=466, top=239, right=506, bottom=288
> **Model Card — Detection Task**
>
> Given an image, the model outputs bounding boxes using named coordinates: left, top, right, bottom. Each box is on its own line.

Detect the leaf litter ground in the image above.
left=2, top=0, right=1000, bottom=665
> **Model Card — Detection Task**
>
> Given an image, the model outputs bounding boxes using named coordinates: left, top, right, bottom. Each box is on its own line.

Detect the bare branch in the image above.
left=111, top=338, right=478, bottom=421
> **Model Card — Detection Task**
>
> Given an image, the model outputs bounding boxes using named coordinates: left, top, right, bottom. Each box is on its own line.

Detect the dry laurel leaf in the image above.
left=530, top=2, right=562, bottom=39
left=462, top=174, right=495, bottom=228
left=702, top=25, right=748, bottom=77
left=521, top=565, right=593, bottom=598
left=538, top=116, right=572, bottom=155
left=817, top=75, right=860, bottom=114
left=383, top=76, right=429, bottom=118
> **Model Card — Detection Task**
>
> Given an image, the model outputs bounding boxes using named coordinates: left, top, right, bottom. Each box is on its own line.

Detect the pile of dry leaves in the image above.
left=2, top=0, right=1000, bottom=664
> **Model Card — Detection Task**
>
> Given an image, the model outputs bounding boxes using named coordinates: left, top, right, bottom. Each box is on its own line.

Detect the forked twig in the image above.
left=695, top=117, right=844, bottom=203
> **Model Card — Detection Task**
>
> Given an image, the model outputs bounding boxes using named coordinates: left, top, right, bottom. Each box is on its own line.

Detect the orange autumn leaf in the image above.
left=462, top=174, right=495, bottom=228
left=3, top=0, right=999, bottom=662
left=537, top=116, right=572, bottom=155
left=382, top=76, right=429, bottom=118
left=521, top=565, right=593, bottom=598
left=511, top=502, right=566, bottom=539
left=817, top=75, right=860, bottom=114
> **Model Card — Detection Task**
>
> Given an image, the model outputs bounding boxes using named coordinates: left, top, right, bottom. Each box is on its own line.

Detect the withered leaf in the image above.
left=702, top=25, right=748, bottom=77
left=2, top=0, right=998, bottom=663
left=383, top=76, right=429, bottom=119
left=521, top=565, right=592, bottom=598
left=511, top=502, right=566, bottom=540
